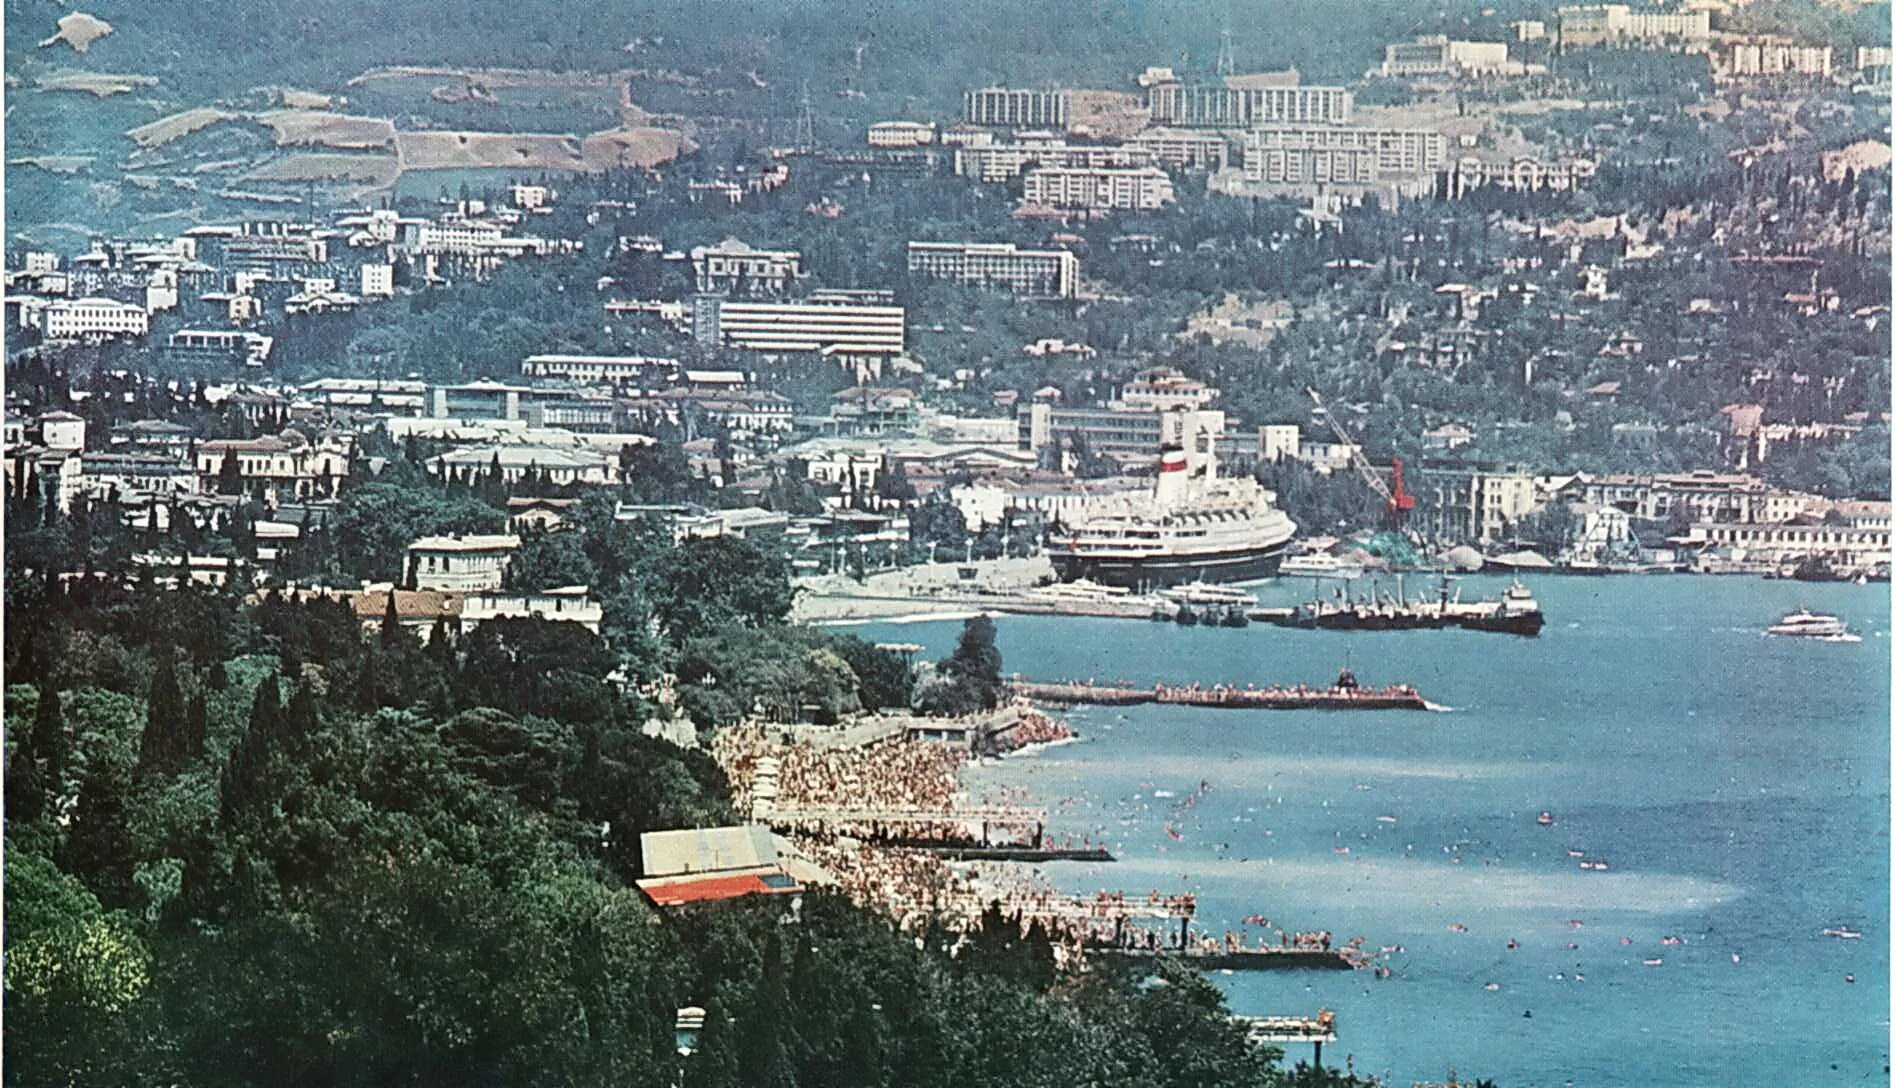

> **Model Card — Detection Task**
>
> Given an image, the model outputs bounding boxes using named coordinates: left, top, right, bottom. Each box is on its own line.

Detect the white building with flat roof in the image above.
left=906, top=241, right=1079, bottom=298
left=965, top=87, right=1071, bottom=128
left=1021, top=165, right=1176, bottom=211
left=692, top=294, right=905, bottom=359
left=868, top=121, right=937, bottom=147
left=44, top=297, right=148, bottom=340
left=406, top=533, right=520, bottom=592
left=1557, top=5, right=1710, bottom=49
left=521, top=353, right=680, bottom=384
left=1381, top=36, right=1520, bottom=77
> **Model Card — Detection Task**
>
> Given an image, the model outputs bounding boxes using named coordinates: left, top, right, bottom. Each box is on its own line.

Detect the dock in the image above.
left=1234, top=1013, right=1337, bottom=1067
left=889, top=843, right=1114, bottom=862
left=1011, top=678, right=1429, bottom=711
left=1092, top=947, right=1358, bottom=970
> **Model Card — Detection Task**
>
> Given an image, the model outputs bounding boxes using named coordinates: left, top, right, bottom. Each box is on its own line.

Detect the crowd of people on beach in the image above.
left=713, top=715, right=1372, bottom=973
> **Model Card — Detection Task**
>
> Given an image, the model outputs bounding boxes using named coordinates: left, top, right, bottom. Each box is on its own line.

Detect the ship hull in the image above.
left=1048, top=539, right=1290, bottom=589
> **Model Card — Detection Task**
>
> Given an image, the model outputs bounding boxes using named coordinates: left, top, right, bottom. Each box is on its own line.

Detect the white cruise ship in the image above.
left=1045, top=446, right=1297, bottom=588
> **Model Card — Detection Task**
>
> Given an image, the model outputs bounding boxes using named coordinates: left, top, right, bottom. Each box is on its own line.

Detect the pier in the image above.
left=1234, top=1012, right=1337, bottom=1067
left=1010, top=677, right=1429, bottom=711
left=1095, top=947, right=1359, bottom=971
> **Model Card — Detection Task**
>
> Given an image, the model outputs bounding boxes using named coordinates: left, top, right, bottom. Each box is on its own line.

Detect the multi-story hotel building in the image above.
left=1021, top=165, right=1176, bottom=211
left=906, top=242, right=1079, bottom=298
left=1242, top=126, right=1448, bottom=187
left=1146, top=83, right=1352, bottom=127
left=964, top=87, right=1071, bottom=128
left=1556, top=5, right=1710, bottom=49
left=692, top=292, right=905, bottom=359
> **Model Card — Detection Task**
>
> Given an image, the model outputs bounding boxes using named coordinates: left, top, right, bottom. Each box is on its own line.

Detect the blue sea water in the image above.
left=852, top=575, right=1891, bottom=1087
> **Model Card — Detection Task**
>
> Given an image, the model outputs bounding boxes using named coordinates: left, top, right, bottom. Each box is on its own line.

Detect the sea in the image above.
left=851, top=574, right=1891, bottom=1087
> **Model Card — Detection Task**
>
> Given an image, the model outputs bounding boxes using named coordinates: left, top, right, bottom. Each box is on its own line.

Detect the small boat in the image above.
left=1219, top=606, right=1250, bottom=628
left=1566, top=849, right=1585, bottom=858
left=1280, top=552, right=1364, bottom=580
left=1642, top=958, right=1664, bottom=967
left=1822, top=927, right=1863, bottom=940
left=1174, top=605, right=1200, bottom=627
left=1579, top=859, right=1609, bottom=871
left=1537, top=811, right=1555, bottom=826
left=1767, top=609, right=1860, bottom=642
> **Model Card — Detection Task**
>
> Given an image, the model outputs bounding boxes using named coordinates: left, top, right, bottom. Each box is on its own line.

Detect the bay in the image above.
left=851, top=574, right=1891, bottom=1087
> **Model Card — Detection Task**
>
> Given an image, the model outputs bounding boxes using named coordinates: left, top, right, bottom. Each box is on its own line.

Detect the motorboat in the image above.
left=1766, top=609, right=1859, bottom=642
left=1280, top=552, right=1364, bottom=580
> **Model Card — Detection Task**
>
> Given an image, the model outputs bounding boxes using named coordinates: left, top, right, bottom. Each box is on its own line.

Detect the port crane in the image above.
left=1305, top=388, right=1415, bottom=527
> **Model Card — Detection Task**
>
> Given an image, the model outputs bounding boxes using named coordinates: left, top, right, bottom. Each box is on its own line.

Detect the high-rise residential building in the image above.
left=906, top=242, right=1079, bottom=298
left=1555, top=5, right=1710, bottom=49
left=688, top=238, right=806, bottom=296
left=1146, top=83, right=1352, bottom=127
left=1242, top=125, right=1448, bottom=187
left=1021, top=165, right=1177, bottom=211
left=692, top=292, right=905, bottom=358
left=964, top=87, right=1071, bottom=128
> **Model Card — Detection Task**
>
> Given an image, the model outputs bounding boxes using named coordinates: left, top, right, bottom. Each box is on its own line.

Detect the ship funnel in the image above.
left=1155, top=445, right=1189, bottom=505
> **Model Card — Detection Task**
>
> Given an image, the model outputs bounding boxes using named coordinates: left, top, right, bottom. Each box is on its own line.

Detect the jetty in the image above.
left=1011, top=670, right=1429, bottom=711
left=1234, top=1012, right=1337, bottom=1067
left=1095, top=946, right=1358, bottom=971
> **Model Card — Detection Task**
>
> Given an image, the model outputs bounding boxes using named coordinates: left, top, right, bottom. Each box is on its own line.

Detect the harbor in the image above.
left=861, top=574, right=1888, bottom=1087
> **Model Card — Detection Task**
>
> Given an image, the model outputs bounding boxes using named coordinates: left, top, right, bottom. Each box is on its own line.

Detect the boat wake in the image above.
left=1424, top=701, right=1456, bottom=713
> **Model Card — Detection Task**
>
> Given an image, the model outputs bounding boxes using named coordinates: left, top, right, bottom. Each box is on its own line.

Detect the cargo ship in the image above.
left=1261, top=577, right=1544, bottom=637
left=1045, top=446, right=1297, bottom=588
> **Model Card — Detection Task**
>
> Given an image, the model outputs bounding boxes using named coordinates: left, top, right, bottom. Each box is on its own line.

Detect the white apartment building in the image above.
left=1127, top=128, right=1232, bottom=170
left=1243, top=126, right=1448, bottom=187
left=906, top=242, right=1079, bottom=298
left=964, top=87, right=1070, bottom=128
left=1556, top=5, right=1710, bottom=49
left=692, top=294, right=905, bottom=358
left=1441, top=155, right=1598, bottom=197
left=360, top=263, right=395, bottom=298
left=406, top=534, right=521, bottom=592
left=1146, top=83, right=1353, bottom=127
left=43, top=297, right=148, bottom=340
left=415, top=221, right=506, bottom=255
left=954, top=139, right=1154, bottom=183
left=1381, top=36, right=1519, bottom=77
left=509, top=183, right=553, bottom=210
left=689, top=238, right=805, bottom=296
left=1718, top=38, right=1834, bottom=80
left=460, top=586, right=603, bottom=633
left=1021, top=165, right=1176, bottom=211
left=521, top=353, right=680, bottom=384
left=868, top=121, right=937, bottom=148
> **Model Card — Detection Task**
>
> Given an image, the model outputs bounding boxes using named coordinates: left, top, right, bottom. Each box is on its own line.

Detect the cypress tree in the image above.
left=136, top=651, right=189, bottom=783
left=183, top=690, right=209, bottom=765
left=66, top=756, right=133, bottom=906
left=30, top=685, right=68, bottom=814
left=219, top=675, right=280, bottom=823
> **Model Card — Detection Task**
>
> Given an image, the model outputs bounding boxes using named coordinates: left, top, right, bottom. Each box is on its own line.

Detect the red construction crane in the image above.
left=1305, top=388, right=1415, bottom=526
